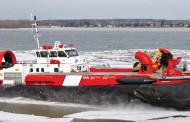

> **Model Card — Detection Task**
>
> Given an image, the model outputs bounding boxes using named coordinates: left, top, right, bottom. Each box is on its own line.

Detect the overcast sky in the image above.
left=0, top=0, right=189, bottom=20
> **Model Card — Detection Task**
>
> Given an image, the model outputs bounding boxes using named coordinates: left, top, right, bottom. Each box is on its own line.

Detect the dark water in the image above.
left=0, top=28, right=190, bottom=51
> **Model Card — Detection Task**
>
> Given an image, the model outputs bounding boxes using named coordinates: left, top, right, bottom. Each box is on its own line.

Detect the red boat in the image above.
left=0, top=45, right=190, bottom=109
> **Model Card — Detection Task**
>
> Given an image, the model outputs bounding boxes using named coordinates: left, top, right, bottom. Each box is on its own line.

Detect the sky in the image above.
left=0, top=0, right=189, bottom=20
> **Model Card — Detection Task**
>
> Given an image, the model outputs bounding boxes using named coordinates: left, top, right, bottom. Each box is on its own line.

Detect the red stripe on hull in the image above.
left=24, top=73, right=190, bottom=87
left=25, top=75, right=65, bottom=86
left=25, top=74, right=125, bottom=86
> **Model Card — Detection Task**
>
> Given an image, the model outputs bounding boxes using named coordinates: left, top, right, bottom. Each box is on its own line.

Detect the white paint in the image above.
left=3, top=80, right=15, bottom=86
left=62, top=75, right=82, bottom=86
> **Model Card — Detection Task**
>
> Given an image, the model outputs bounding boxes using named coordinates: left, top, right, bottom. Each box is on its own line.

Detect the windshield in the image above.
left=65, top=49, right=78, bottom=57
left=58, top=51, right=67, bottom=57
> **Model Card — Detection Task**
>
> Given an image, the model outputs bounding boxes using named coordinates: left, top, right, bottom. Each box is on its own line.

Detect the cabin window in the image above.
left=49, top=51, right=57, bottom=57
left=36, top=52, right=40, bottom=57
left=40, top=51, right=48, bottom=57
left=65, top=49, right=78, bottom=57
left=54, top=68, right=59, bottom=72
left=36, top=68, right=39, bottom=72
left=41, top=68, right=44, bottom=72
left=58, top=51, right=67, bottom=57
left=30, top=68, right=33, bottom=72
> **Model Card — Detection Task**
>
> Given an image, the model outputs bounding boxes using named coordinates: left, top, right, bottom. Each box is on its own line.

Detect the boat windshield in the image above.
left=65, top=49, right=78, bottom=57
left=58, top=51, right=67, bottom=57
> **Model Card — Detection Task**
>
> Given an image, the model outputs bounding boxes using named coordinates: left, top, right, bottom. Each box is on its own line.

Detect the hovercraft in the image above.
left=0, top=16, right=190, bottom=110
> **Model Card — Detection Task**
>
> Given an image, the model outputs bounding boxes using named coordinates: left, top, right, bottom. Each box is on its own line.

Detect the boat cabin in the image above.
left=35, top=41, right=84, bottom=65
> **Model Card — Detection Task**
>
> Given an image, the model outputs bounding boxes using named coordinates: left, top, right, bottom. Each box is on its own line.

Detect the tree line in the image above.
left=0, top=19, right=189, bottom=28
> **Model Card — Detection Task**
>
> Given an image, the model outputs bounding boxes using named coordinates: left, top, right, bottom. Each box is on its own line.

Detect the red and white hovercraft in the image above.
left=1, top=16, right=190, bottom=109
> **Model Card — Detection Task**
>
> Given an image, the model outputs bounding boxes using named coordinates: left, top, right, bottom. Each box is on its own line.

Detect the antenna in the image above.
left=31, top=12, right=40, bottom=49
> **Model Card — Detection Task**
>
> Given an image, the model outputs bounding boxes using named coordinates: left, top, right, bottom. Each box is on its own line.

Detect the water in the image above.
left=0, top=28, right=190, bottom=51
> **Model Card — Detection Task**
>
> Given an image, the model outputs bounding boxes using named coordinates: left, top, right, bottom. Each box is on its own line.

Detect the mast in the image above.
left=31, top=15, right=40, bottom=49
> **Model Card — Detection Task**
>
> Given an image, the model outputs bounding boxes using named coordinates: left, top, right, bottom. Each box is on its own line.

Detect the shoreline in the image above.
left=0, top=27, right=189, bottom=29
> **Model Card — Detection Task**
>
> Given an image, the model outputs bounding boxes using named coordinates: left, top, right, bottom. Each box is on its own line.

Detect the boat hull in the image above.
left=1, top=79, right=190, bottom=110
